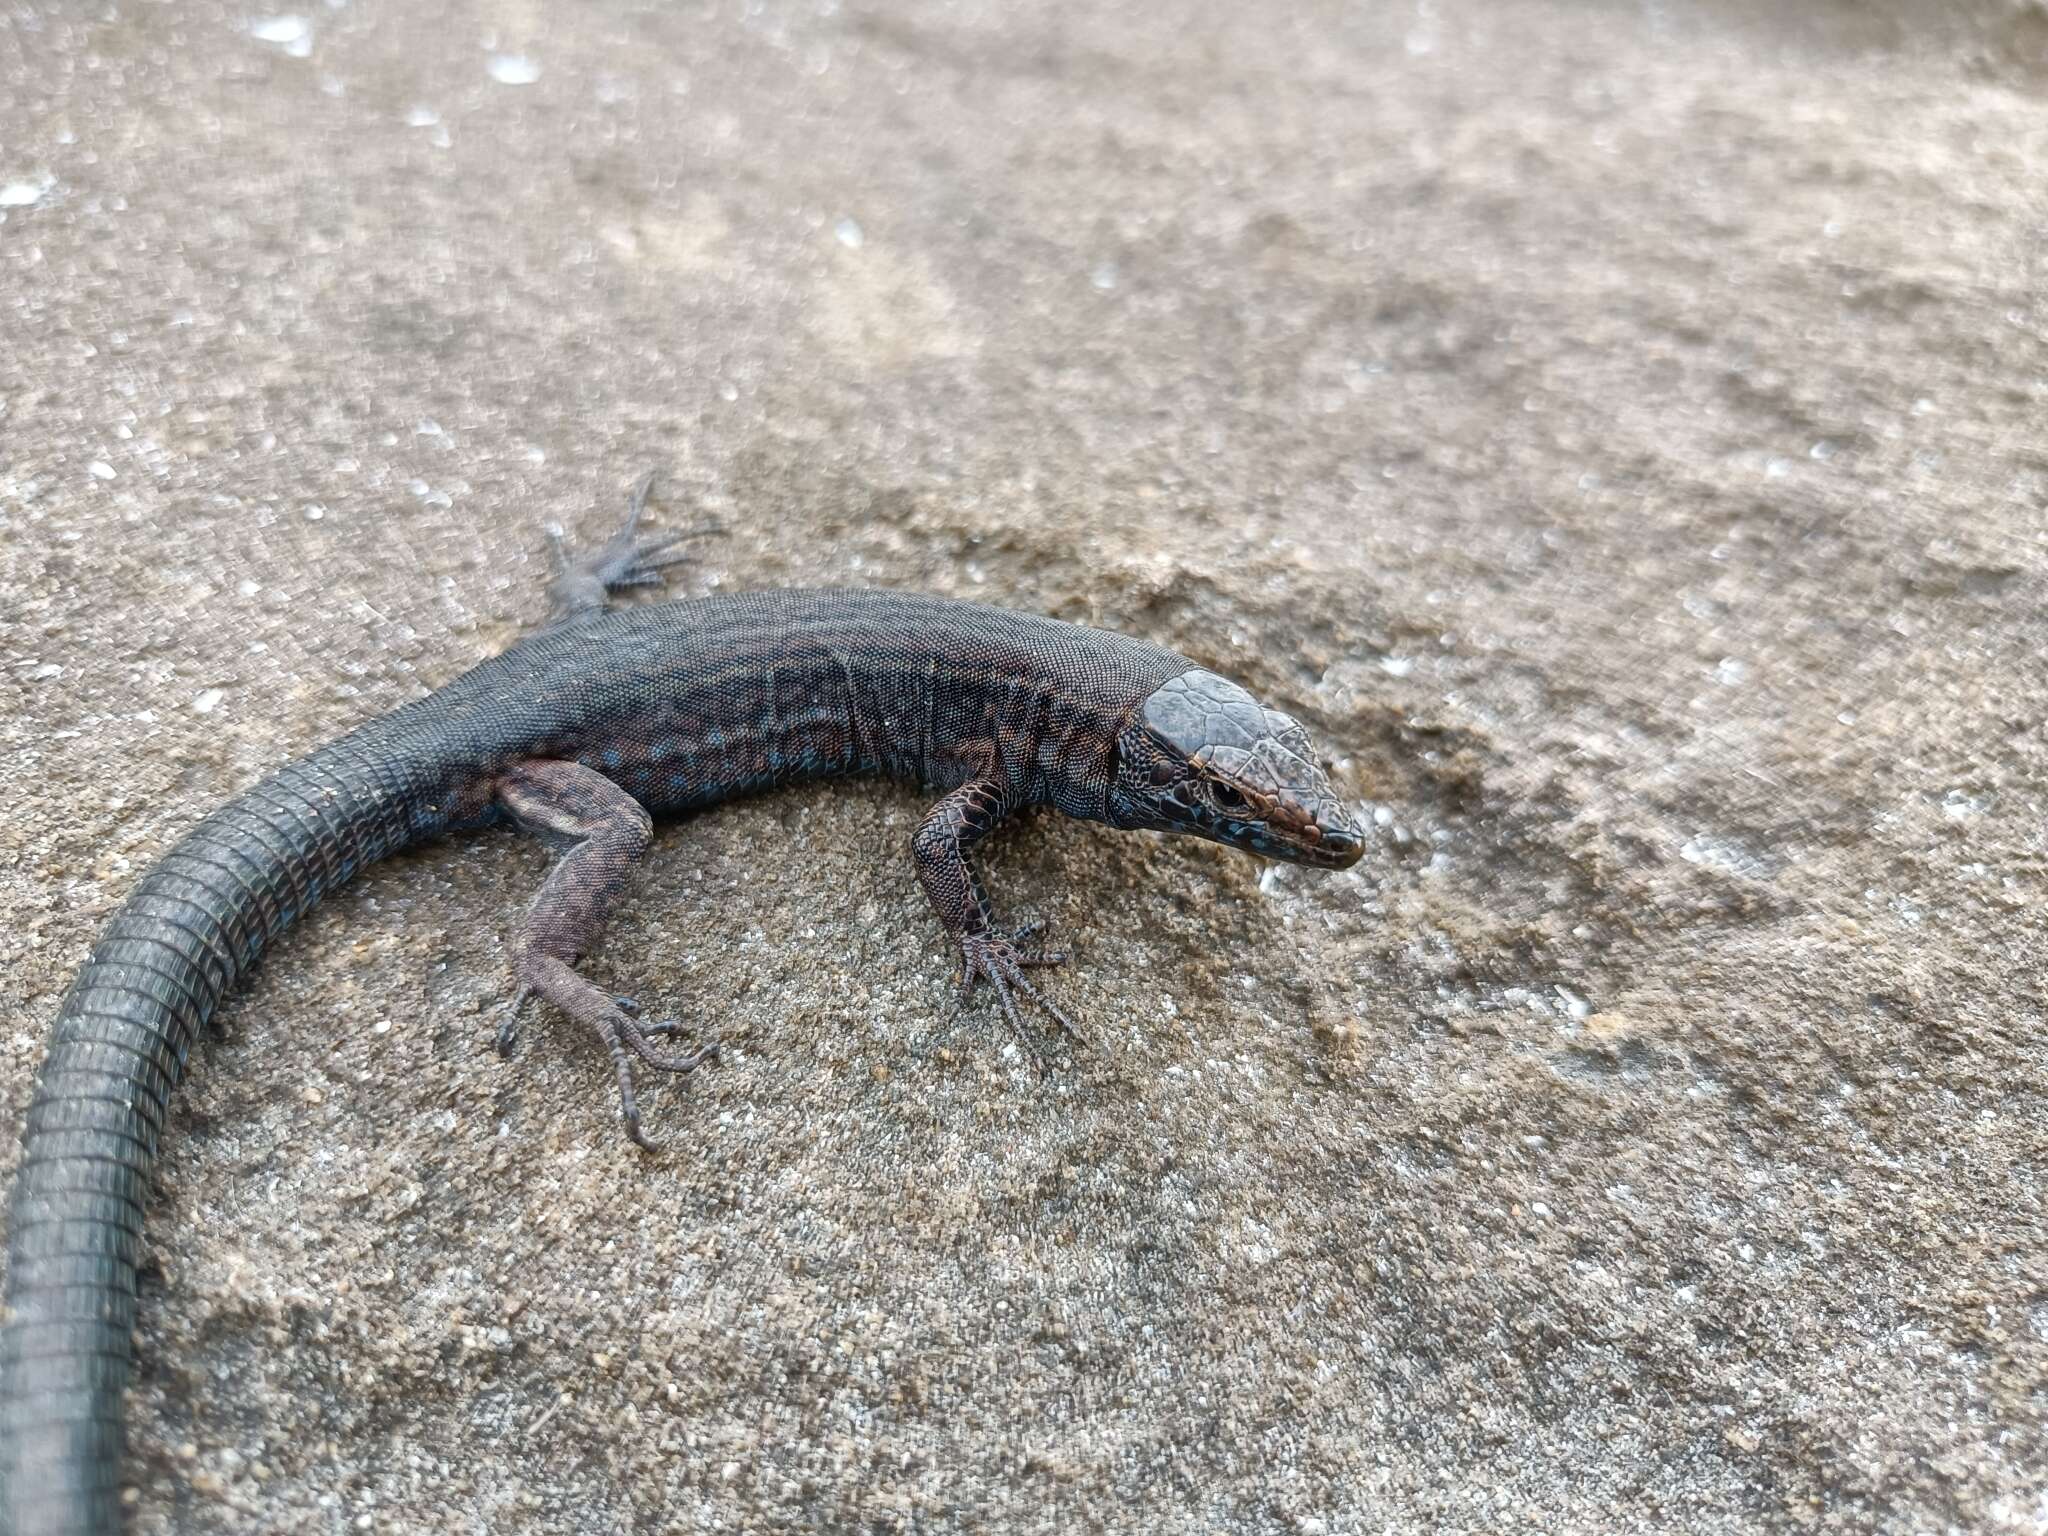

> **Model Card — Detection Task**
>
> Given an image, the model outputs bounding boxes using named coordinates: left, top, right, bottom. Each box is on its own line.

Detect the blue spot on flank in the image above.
left=706, top=727, right=727, bottom=751
left=651, top=735, right=675, bottom=763
left=668, top=772, right=688, bottom=793
left=603, top=748, right=624, bottom=771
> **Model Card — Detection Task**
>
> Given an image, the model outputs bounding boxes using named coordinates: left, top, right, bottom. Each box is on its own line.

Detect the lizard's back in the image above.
left=418, top=587, right=1192, bottom=819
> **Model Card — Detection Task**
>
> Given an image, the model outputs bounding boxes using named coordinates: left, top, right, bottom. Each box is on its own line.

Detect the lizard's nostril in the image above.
left=1318, top=820, right=1365, bottom=866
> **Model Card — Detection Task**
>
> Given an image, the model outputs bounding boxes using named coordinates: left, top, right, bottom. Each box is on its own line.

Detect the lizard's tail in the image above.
left=0, top=729, right=446, bottom=1536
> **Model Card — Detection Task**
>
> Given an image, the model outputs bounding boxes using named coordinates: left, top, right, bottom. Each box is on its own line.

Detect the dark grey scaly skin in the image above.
left=0, top=482, right=1365, bottom=1536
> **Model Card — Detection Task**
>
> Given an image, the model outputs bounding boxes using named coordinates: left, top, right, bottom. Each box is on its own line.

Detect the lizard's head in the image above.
left=1109, top=669, right=1365, bottom=869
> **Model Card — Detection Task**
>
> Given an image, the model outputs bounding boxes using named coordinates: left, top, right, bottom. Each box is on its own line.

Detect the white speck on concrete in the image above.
left=251, top=15, right=308, bottom=44
left=0, top=175, right=52, bottom=208
left=251, top=15, right=313, bottom=56
left=487, top=54, right=541, bottom=86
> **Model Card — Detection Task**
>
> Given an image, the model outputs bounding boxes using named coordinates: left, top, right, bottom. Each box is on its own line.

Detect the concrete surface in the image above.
left=3, top=0, right=2046, bottom=1531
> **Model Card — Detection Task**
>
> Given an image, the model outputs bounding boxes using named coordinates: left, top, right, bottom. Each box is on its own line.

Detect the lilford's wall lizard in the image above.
left=0, top=480, right=1364, bottom=1534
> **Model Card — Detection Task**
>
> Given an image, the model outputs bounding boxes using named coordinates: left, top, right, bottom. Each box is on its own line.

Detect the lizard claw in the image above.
left=545, top=470, right=724, bottom=624
left=496, top=985, right=533, bottom=1057
left=992, top=920, right=1067, bottom=969
left=955, top=927, right=1083, bottom=1074
left=503, top=981, right=716, bottom=1151
left=602, top=1002, right=719, bottom=1153
left=609, top=994, right=704, bottom=1046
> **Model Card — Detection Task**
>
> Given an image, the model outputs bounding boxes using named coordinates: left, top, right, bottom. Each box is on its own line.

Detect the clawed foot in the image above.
left=497, top=984, right=718, bottom=1152
left=546, top=470, right=723, bottom=624
left=953, top=924, right=1083, bottom=1074
left=606, top=1002, right=719, bottom=1153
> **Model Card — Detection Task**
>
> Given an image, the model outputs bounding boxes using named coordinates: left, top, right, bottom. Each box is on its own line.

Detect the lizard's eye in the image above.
left=1210, top=782, right=1251, bottom=816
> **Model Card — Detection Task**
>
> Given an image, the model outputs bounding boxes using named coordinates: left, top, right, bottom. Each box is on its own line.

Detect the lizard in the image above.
left=0, top=475, right=1365, bottom=1536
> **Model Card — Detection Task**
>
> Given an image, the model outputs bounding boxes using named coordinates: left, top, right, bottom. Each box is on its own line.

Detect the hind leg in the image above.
left=544, top=470, right=723, bottom=627
left=497, top=759, right=714, bottom=1150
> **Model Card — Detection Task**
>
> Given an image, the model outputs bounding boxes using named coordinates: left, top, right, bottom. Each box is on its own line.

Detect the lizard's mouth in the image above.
left=1286, top=814, right=1366, bottom=868
left=1161, top=785, right=1366, bottom=869
left=1231, top=799, right=1366, bottom=869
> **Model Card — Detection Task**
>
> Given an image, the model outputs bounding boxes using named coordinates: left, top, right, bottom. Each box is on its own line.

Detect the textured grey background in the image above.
left=3, top=0, right=2046, bottom=1531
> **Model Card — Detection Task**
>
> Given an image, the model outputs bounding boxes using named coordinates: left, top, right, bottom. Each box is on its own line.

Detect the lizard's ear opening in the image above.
left=1106, top=715, right=1181, bottom=831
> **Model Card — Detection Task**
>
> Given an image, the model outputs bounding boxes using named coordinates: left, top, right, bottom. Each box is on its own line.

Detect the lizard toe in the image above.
left=955, top=930, right=1087, bottom=1064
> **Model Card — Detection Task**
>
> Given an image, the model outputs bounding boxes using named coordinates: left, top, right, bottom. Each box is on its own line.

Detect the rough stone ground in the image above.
left=3, top=0, right=2046, bottom=1531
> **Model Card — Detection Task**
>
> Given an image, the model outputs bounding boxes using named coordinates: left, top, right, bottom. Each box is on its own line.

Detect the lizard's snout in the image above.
left=1313, top=813, right=1365, bottom=868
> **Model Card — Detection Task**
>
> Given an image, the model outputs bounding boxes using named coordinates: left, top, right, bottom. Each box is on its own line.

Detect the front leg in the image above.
left=911, top=779, right=1080, bottom=1068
